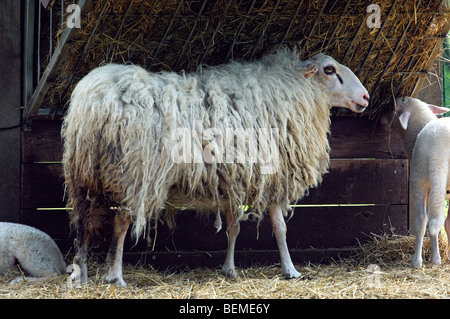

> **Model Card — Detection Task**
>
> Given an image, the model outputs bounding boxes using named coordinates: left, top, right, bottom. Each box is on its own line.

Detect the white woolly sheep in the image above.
left=0, top=222, right=66, bottom=284
left=383, top=96, right=450, bottom=268
left=63, top=48, right=369, bottom=286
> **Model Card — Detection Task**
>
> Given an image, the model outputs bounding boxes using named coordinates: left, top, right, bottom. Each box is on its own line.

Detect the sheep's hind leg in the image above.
left=221, top=209, right=240, bottom=278
left=105, top=213, right=130, bottom=287
left=269, top=205, right=301, bottom=279
left=411, top=192, right=428, bottom=268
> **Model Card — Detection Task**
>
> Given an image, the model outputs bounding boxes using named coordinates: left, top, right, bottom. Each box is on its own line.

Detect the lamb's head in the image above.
left=384, top=96, right=449, bottom=131
left=303, top=54, right=369, bottom=113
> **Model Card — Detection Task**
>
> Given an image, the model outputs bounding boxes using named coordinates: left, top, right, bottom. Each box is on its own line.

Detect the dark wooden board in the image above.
left=21, top=159, right=408, bottom=209
left=22, top=120, right=63, bottom=163
left=299, top=159, right=408, bottom=205
left=329, top=117, right=406, bottom=159
left=21, top=163, right=65, bottom=209
left=21, top=204, right=408, bottom=256
left=124, top=204, right=408, bottom=252
left=21, top=118, right=406, bottom=163
left=123, top=248, right=358, bottom=270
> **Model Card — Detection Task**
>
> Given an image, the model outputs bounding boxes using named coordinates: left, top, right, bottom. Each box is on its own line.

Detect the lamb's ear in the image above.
left=303, top=63, right=318, bottom=78
left=428, top=104, right=450, bottom=115
left=399, top=111, right=411, bottom=130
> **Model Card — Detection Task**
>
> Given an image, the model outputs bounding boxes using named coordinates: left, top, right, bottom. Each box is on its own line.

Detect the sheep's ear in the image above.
left=399, top=111, right=411, bottom=130
left=303, top=63, right=318, bottom=78
left=428, top=104, right=450, bottom=115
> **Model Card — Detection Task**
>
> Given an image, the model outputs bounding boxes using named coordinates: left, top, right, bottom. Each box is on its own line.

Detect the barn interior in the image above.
left=6, top=0, right=450, bottom=269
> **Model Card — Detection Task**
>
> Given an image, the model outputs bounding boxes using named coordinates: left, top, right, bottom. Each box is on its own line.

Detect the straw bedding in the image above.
left=40, top=0, right=450, bottom=116
left=2, top=234, right=450, bottom=299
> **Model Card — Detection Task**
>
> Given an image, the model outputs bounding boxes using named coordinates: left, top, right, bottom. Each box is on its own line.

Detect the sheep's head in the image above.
left=303, top=54, right=369, bottom=113
left=383, top=96, right=449, bottom=131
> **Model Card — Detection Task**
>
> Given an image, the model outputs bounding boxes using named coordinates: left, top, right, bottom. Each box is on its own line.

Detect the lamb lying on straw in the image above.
left=0, top=222, right=66, bottom=284
left=62, top=47, right=369, bottom=286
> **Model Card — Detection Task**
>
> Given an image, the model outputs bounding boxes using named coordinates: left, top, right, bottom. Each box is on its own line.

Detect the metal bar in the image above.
left=24, top=0, right=93, bottom=120
left=250, top=0, right=282, bottom=58
left=224, top=0, right=257, bottom=62
left=279, top=0, right=304, bottom=45
left=323, top=0, right=352, bottom=55
left=356, top=0, right=400, bottom=77
left=23, top=0, right=36, bottom=104
left=147, top=0, right=184, bottom=70
left=199, top=0, right=231, bottom=66
left=368, top=3, right=417, bottom=99
left=57, top=0, right=110, bottom=109
left=105, top=0, right=135, bottom=60
left=173, top=0, right=209, bottom=70
left=411, top=17, right=450, bottom=97
left=128, top=0, right=159, bottom=60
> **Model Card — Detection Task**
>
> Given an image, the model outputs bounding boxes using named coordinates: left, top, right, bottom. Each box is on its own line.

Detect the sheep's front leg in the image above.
left=105, top=214, right=130, bottom=287
left=269, top=205, right=301, bottom=279
left=221, top=209, right=240, bottom=278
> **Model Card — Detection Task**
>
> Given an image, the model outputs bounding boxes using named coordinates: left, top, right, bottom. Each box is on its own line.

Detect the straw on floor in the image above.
left=1, top=233, right=450, bottom=299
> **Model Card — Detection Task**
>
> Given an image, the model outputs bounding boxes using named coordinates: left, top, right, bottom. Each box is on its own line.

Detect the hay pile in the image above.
left=2, top=234, right=450, bottom=299
left=39, top=0, right=449, bottom=116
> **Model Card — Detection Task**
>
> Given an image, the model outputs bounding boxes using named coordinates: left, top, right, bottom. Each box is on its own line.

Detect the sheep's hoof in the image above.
left=221, top=267, right=238, bottom=278
left=410, top=259, right=423, bottom=268
left=282, top=267, right=301, bottom=279
left=283, top=271, right=301, bottom=280
left=105, top=275, right=127, bottom=287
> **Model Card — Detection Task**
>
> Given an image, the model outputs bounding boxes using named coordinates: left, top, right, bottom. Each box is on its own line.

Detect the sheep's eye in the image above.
left=324, top=65, right=336, bottom=75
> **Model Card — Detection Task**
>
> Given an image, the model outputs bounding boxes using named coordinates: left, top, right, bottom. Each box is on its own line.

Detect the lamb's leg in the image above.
left=411, top=192, right=428, bottom=268
left=268, top=205, right=301, bottom=279
left=445, top=214, right=450, bottom=260
left=105, top=213, right=130, bottom=287
left=221, top=209, right=240, bottom=278
left=428, top=179, right=446, bottom=265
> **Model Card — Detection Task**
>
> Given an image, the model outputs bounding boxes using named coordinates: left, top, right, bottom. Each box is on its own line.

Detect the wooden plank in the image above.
left=21, top=163, right=65, bottom=209
left=22, top=120, right=63, bottom=163
left=21, top=204, right=407, bottom=267
left=20, top=159, right=408, bottom=209
left=329, top=117, right=406, bottom=159
left=124, top=204, right=408, bottom=253
left=123, top=248, right=357, bottom=270
left=21, top=117, right=404, bottom=163
left=300, top=159, right=409, bottom=205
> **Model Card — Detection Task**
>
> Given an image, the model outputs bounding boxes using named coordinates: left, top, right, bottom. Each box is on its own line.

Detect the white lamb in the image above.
left=384, top=96, right=450, bottom=267
left=0, top=222, right=66, bottom=284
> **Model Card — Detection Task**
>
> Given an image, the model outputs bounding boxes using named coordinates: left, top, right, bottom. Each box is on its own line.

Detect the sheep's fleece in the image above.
left=62, top=48, right=331, bottom=239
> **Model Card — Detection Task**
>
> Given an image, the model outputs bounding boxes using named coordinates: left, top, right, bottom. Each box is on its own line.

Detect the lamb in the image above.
left=383, top=96, right=450, bottom=268
left=0, top=222, right=66, bottom=284
left=62, top=47, right=369, bottom=286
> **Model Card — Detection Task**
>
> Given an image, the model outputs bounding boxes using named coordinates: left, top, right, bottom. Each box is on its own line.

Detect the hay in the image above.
left=2, top=234, right=450, bottom=299
left=39, top=0, right=450, bottom=116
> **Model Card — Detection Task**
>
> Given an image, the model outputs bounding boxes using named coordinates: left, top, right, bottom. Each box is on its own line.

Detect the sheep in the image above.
left=0, top=222, right=66, bottom=284
left=62, top=47, right=369, bottom=286
left=382, top=96, right=450, bottom=268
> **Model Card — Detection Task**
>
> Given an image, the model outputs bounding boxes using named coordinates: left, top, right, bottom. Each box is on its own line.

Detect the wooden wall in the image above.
left=21, top=117, right=409, bottom=268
